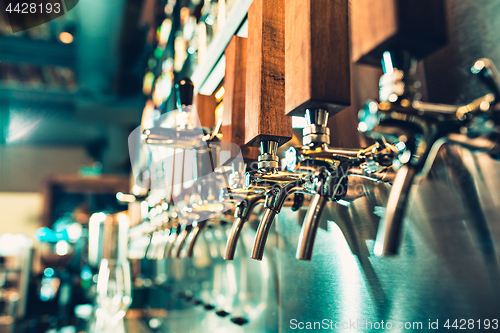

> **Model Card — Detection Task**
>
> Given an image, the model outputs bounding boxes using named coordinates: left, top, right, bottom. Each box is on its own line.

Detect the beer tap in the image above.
left=285, top=109, right=397, bottom=260
left=352, top=0, right=500, bottom=256
left=245, top=141, right=311, bottom=260
left=228, top=0, right=297, bottom=262
left=284, top=0, right=379, bottom=260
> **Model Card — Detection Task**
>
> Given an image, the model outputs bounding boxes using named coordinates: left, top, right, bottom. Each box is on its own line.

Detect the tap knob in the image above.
left=175, top=78, right=195, bottom=109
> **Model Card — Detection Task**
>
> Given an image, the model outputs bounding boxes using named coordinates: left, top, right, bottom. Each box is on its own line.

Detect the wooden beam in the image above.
left=285, top=0, right=350, bottom=116
left=245, top=0, right=291, bottom=147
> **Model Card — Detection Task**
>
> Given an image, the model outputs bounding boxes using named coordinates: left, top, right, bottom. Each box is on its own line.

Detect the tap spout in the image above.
left=225, top=217, right=245, bottom=261
left=296, top=193, right=329, bottom=260
left=175, top=225, right=191, bottom=258
left=186, top=222, right=204, bottom=258
left=251, top=208, right=278, bottom=260
left=165, top=225, right=180, bottom=258
left=374, top=164, right=417, bottom=256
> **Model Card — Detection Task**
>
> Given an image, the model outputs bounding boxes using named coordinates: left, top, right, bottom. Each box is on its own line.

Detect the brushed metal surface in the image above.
left=277, top=146, right=500, bottom=331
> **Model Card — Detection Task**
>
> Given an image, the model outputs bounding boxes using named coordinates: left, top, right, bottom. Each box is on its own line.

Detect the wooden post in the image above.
left=245, top=0, right=291, bottom=147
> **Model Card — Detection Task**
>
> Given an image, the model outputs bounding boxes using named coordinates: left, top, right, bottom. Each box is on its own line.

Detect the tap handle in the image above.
left=176, top=78, right=195, bottom=109
left=472, top=58, right=500, bottom=101
left=374, top=164, right=417, bottom=256
left=245, top=0, right=291, bottom=147
left=296, top=193, right=328, bottom=260
left=285, top=0, right=349, bottom=117
left=224, top=217, right=246, bottom=261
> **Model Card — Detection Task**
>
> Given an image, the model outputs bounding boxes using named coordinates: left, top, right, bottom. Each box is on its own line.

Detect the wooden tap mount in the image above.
left=245, top=0, right=292, bottom=147
left=285, top=0, right=351, bottom=117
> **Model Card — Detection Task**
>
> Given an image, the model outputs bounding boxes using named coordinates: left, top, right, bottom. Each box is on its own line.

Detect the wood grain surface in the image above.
left=285, top=0, right=350, bottom=117
left=245, top=0, right=292, bottom=147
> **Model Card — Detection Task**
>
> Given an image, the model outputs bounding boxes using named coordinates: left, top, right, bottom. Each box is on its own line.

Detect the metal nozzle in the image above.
left=374, top=164, right=417, bottom=256
left=251, top=208, right=278, bottom=261
left=224, top=217, right=245, bottom=261
left=186, top=223, right=202, bottom=258
left=296, top=193, right=328, bottom=260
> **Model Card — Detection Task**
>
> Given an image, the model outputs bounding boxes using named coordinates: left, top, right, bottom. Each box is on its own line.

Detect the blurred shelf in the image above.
left=0, top=84, right=77, bottom=108
left=0, top=36, right=75, bottom=67
left=191, top=0, right=252, bottom=95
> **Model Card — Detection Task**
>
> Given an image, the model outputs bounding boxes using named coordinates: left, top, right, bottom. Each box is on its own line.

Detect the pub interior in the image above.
left=1, top=0, right=500, bottom=332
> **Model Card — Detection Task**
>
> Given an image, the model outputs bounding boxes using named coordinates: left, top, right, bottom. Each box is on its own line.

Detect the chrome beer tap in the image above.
left=357, top=51, right=500, bottom=256
left=285, top=109, right=396, bottom=260
left=245, top=141, right=311, bottom=260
